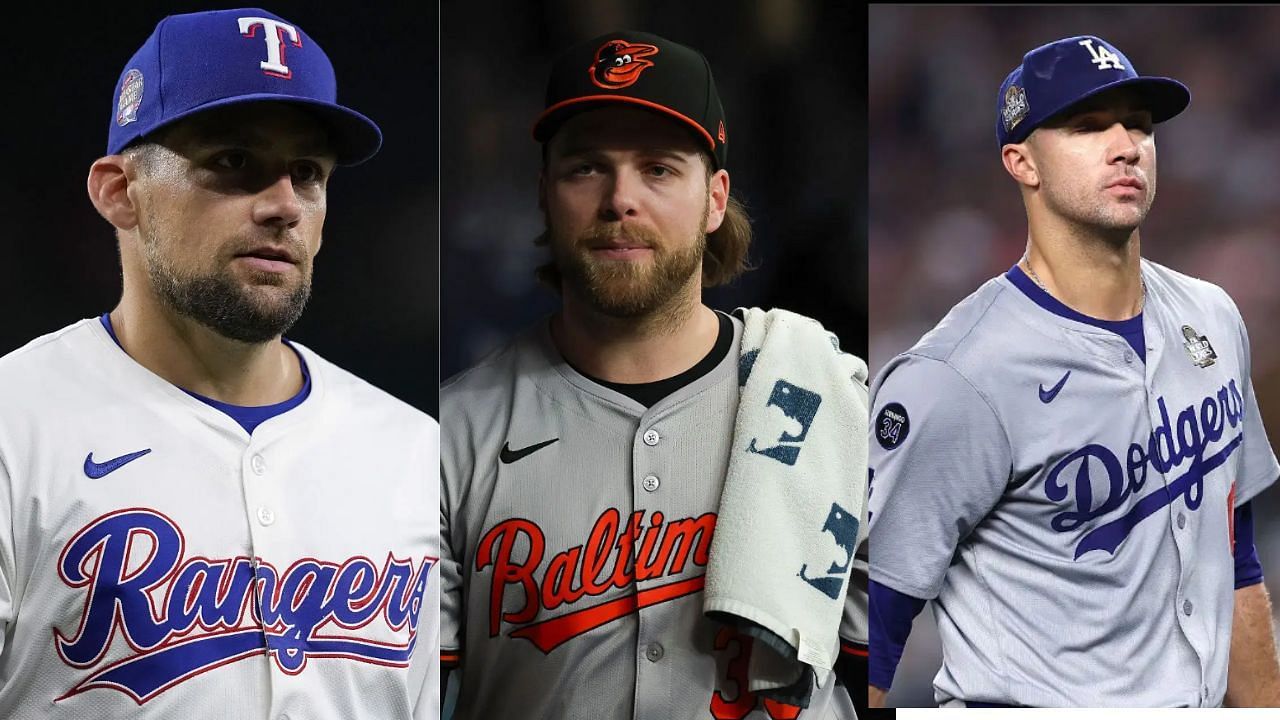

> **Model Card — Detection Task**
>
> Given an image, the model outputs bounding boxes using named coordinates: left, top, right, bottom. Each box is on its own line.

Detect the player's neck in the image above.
left=553, top=292, right=719, bottom=384
left=1025, top=224, right=1144, bottom=321
left=109, top=296, right=304, bottom=406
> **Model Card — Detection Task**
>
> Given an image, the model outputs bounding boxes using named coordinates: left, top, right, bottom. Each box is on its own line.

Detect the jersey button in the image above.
left=1183, top=599, right=1193, bottom=616
left=1123, top=350, right=1134, bottom=363
left=257, top=507, right=276, bottom=526
left=644, top=642, right=664, bottom=662
left=642, top=475, right=660, bottom=492
left=643, top=429, right=661, bottom=446
left=251, top=454, right=267, bottom=475
left=1177, top=513, right=1186, bottom=529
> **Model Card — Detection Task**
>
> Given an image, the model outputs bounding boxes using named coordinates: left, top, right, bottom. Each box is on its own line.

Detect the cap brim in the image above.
left=1012, top=76, right=1190, bottom=145
left=139, top=93, right=383, bottom=166
left=532, top=95, right=716, bottom=155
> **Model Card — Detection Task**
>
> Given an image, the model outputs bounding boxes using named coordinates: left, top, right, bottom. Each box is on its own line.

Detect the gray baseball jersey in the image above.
left=0, top=319, right=439, bottom=719
left=869, top=260, right=1279, bottom=707
left=441, top=315, right=861, bottom=720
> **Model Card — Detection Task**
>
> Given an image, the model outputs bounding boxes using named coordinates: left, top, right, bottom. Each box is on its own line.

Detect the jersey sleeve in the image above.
left=868, top=354, right=1013, bottom=600
left=1226, top=292, right=1280, bottom=505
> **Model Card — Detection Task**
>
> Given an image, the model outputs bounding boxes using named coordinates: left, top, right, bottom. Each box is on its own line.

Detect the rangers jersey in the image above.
left=0, top=318, right=439, bottom=719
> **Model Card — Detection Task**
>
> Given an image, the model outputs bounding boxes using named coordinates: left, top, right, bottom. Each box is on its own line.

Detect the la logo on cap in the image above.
left=589, top=39, right=659, bottom=90
left=238, top=16, right=302, bottom=79
left=1078, top=38, right=1125, bottom=71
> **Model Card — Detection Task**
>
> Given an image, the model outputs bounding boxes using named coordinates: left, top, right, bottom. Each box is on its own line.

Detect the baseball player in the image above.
left=868, top=35, right=1280, bottom=708
left=0, top=8, right=438, bottom=718
left=441, top=31, right=865, bottom=720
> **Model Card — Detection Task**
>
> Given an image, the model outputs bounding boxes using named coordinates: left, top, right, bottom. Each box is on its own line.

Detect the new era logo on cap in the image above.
left=108, top=8, right=382, bottom=165
left=534, top=30, right=729, bottom=169
left=995, top=35, right=1190, bottom=148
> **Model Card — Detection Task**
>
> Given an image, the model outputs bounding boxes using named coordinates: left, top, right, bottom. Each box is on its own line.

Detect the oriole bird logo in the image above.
left=589, top=40, right=659, bottom=89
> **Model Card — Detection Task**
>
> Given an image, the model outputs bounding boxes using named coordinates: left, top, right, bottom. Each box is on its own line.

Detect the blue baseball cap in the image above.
left=108, top=8, right=381, bottom=165
left=996, top=35, right=1190, bottom=148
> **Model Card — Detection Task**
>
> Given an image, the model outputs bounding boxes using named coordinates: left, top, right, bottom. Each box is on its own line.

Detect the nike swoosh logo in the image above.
left=1039, top=371, right=1072, bottom=404
left=500, top=438, right=559, bottom=464
left=84, top=449, right=152, bottom=479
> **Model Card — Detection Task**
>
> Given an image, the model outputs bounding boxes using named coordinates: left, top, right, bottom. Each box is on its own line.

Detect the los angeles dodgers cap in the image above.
left=108, top=8, right=382, bottom=166
left=533, top=30, right=729, bottom=169
left=997, top=35, right=1190, bottom=148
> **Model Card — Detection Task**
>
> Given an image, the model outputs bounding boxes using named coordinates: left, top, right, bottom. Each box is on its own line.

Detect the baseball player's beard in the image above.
left=554, top=221, right=706, bottom=322
left=139, top=229, right=312, bottom=344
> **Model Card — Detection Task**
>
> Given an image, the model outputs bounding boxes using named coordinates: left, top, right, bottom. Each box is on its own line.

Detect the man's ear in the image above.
left=87, top=154, right=140, bottom=231
left=1001, top=141, right=1040, bottom=189
left=705, top=168, right=729, bottom=233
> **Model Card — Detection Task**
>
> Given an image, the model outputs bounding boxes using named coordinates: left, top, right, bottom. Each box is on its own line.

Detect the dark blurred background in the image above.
left=870, top=4, right=1280, bottom=707
left=0, top=3, right=437, bottom=416
left=441, top=0, right=866, bottom=380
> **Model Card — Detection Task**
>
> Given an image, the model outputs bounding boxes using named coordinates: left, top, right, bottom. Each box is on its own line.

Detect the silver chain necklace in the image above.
left=1020, top=254, right=1146, bottom=312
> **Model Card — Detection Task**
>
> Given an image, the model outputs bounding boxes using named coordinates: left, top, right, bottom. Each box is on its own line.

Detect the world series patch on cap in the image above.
left=108, top=8, right=382, bottom=166
left=995, top=35, right=1190, bottom=148
left=533, top=30, right=729, bottom=169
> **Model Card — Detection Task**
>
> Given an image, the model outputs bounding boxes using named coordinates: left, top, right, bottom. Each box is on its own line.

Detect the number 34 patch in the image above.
left=875, top=402, right=910, bottom=450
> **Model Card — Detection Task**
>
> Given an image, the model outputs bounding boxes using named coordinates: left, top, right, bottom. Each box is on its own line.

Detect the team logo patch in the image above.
left=1002, top=84, right=1029, bottom=133
left=116, top=69, right=144, bottom=127
left=1182, top=325, right=1217, bottom=368
left=875, top=402, right=909, bottom=450
left=589, top=39, right=659, bottom=90
left=717, top=120, right=727, bottom=144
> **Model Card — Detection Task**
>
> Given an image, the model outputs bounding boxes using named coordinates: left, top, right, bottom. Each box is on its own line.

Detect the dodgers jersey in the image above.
left=441, top=317, right=861, bottom=720
left=868, top=260, right=1280, bottom=707
left=0, top=318, right=440, bottom=719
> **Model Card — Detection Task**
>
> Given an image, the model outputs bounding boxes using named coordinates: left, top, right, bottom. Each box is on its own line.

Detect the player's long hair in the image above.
left=533, top=154, right=754, bottom=291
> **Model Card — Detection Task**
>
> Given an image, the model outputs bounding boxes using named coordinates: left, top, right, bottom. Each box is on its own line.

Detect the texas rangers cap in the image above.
left=532, top=30, right=728, bottom=169
left=996, top=35, right=1190, bottom=148
left=108, top=8, right=382, bottom=166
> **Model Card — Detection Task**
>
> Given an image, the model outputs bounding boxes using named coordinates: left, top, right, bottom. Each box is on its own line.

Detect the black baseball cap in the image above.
left=532, top=30, right=728, bottom=169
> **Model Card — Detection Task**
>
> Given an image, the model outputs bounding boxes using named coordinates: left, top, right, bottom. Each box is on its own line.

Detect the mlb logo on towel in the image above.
left=747, top=379, right=821, bottom=466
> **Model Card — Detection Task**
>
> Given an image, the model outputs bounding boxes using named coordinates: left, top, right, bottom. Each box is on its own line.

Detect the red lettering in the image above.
left=635, top=512, right=667, bottom=580
left=476, top=519, right=545, bottom=637
left=711, top=626, right=755, bottom=719
left=659, top=513, right=716, bottom=575
left=610, top=511, right=644, bottom=588
left=580, top=508, right=619, bottom=595
left=542, top=546, right=585, bottom=610
left=710, top=627, right=804, bottom=719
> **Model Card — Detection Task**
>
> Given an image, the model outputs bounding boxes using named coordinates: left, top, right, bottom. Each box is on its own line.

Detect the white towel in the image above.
left=704, top=307, right=869, bottom=705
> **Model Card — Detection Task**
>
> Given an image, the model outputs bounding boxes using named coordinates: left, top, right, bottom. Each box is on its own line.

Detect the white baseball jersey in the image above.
left=440, top=315, right=860, bottom=720
left=0, top=318, right=440, bottom=719
left=869, top=260, right=1279, bottom=707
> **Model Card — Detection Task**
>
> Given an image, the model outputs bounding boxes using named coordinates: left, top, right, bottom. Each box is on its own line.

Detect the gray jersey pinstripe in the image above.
left=869, top=259, right=1278, bottom=707
left=442, top=316, right=861, bottom=720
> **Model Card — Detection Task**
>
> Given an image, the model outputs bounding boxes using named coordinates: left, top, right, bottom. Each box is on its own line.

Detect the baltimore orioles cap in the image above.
left=108, top=8, right=382, bottom=166
left=997, top=35, right=1190, bottom=148
left=532, top=30, right=728, bottom=169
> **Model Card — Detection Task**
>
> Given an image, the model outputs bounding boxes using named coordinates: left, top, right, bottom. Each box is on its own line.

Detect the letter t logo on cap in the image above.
left=238, top=16, right=302, bottom=79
